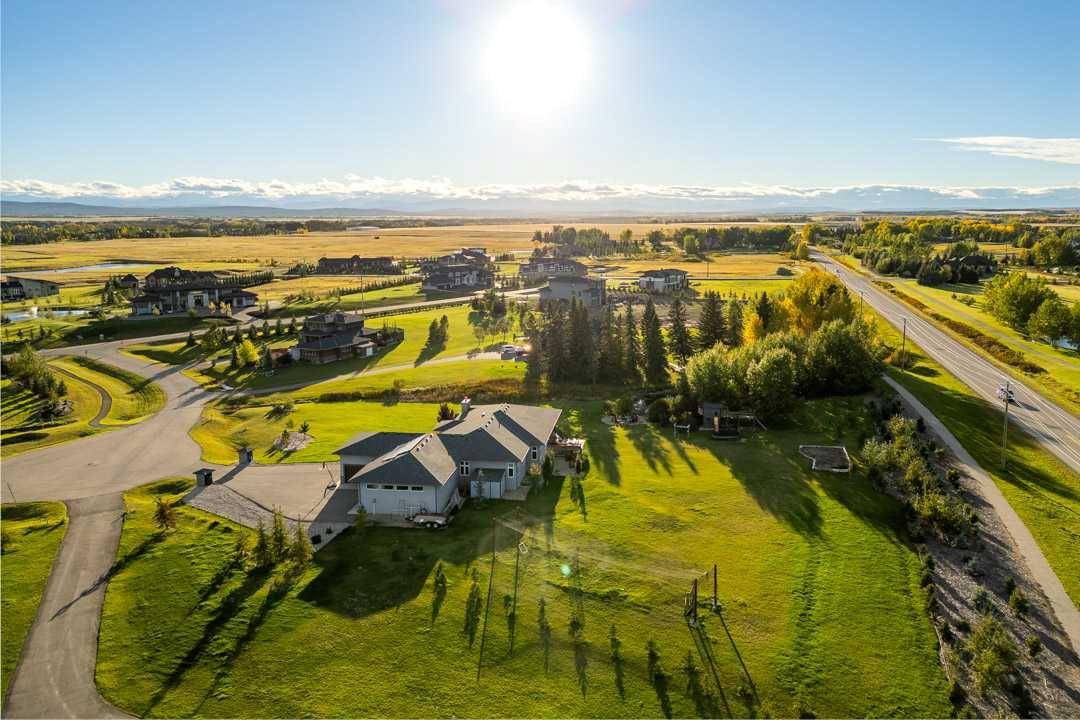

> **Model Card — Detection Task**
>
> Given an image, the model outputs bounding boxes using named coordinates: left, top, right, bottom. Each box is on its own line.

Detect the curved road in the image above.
left=813, top=251, right=1080, bottom=475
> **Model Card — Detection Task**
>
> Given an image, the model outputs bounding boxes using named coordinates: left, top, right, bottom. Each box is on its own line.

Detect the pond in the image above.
left=2, top=308, right=90, bottom=322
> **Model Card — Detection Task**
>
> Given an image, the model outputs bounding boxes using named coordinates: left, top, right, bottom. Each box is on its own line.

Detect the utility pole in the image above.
left=900, top=317, right=908, bottom=371
left=1001, top=380, right=1010, bottom=468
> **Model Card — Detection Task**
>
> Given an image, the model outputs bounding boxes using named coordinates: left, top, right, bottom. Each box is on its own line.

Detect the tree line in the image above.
left=1, top=219, right=353, bottom=245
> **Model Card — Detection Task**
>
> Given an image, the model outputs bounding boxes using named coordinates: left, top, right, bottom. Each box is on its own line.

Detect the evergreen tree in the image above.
left=233, top=326, right=243, bottom=344
left=667, top=297, right=694, bottom=362
left=270, top=508, right=289, bottom=562
left=288, top=317, right=297, bottom=335
left=524, top=313, right=543, bottom=387
left=153, top=497, right=177, bottom=531
left=230, top=344, right=239, bottom=369
left=622, top=303, right=641, bottom=386
left=543, top=304, right=568, bottom=382
left=568, top=299, right=597, bottom=383
left=290, top=523, right=314, bottom=567
left=596, top=303, right=624, bottom=384
left=253, top=520, right=273, bottom=567
left=274, top=318, right=283, bottom=336
left=754, top=292, right=773, bottom=330
left=697, top=291, right=725, bottom=349
left=641, top=297, right=668, bottom=386
left=725, top=299, right=744, bottom=347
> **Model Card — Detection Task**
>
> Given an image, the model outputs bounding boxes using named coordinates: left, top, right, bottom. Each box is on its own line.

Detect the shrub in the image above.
left=1008, top=587, right=1029, bottom=616
left=1025, top=634, right=1041, bottom=657
left=646, top=398, right=671, bottom=426
left=965, top=615, right=1016, bottom=695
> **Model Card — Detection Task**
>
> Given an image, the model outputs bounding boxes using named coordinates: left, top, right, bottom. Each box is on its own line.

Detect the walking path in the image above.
left=47, top=364, right=112, bottom=428
left=884, top=376, right=1080, bottom=658
left=2, top=494, right=131, bottom=718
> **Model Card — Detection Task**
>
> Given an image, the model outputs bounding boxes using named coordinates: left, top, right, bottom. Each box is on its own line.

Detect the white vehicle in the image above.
left=996, top=386, right=1016, bottom=403
left=411, top=512, right=451, bottom=529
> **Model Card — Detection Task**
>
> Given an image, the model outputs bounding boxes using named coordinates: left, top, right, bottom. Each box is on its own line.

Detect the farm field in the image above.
left=1, top=223, right=801, bottom=271
left=1, top=371, right=105, bottom=457
left=98, top=398, right=950, bottom=718
left=869, top=313, right=1080, bottom=605
left=883, top=277, right=1080, bottom=413
left=192, top=399, right=443, bottom=465
left=50, top=356, right=165, bottom=425
left=0, top=501, right=68, bottom=706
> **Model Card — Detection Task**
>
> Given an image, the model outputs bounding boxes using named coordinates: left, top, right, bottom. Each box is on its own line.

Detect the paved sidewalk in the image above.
left=885, top=375, right=1080, bottom=659
left=3, top=494, right=131, bottom=718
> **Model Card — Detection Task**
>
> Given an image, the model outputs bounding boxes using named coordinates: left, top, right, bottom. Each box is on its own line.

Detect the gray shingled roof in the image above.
left=352, top=434, right=457, bottom=487
left=337, top=431, right=424, bottom=458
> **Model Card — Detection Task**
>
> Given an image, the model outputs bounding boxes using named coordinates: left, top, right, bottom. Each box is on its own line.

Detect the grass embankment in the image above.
left=0, top=374, right=104, bottom=457
left=51, top=357, right=165, bottom=425
left=192, top=399, right=443, bottom=464
left=869, top=314, right=1080, bottom=606
left=100, top=401, right=949, bottom=718
left=190, top=305, right=514, bottom=391
left=1, top=502, right=68, bottom=702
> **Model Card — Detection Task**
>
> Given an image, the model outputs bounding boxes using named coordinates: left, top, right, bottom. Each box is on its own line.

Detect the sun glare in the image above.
left=484, top=1, right=589, bottom=115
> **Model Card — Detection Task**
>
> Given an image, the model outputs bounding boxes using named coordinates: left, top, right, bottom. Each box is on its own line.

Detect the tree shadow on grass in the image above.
left=626, top=423, right=673, bottom=476
left=580, top=415, right=620, bottom=486
left=300, top=485, right=563, bottom=618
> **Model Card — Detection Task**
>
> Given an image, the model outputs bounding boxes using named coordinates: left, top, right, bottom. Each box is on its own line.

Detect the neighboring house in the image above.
left=292, top=310, right=399, bottom=364
left=337, top=398, right=563, bottom=517
left=518, top=257, right=587, bottom=282
left=130, top=266, right=269, bottom=316
left=419, top=248, right=494, bottom=291
left=638, top=268, right=689, bottom=293
left=315, top=256, right=402, bottom=275
left=116, top=274, right=140, bottom=291
left=540, top=275, right=606, bottom=307
left=1, top=276, right=60, bottom=300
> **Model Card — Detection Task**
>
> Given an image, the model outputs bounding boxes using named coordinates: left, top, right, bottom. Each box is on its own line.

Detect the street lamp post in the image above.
left=1001, top=380, right=1011, bottom=468
left=900, top=317, right=908, bottom=370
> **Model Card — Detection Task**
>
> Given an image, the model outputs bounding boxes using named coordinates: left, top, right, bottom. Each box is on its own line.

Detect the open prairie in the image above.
left=1, top=222, right=798, bottom=271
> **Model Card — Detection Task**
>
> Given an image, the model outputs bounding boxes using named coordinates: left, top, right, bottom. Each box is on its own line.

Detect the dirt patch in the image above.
left=798, top=444, right=851, bottom=472
left=273, top=430, right=312, bottom=452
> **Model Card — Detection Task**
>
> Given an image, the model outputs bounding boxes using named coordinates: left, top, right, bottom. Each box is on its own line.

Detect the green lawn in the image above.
left=263, top=282, right=471, bottom=318
left=192, top=399, right=443, bottom=464
left=99, top=400, right=950, bottom=718
left=0, top=284, right=102, bottom=313
left=1, top=501, right=68, bottom=704
left=50, top=356, right=165, bottom=425
left=1, top=374, right=105, bottom=457
left=869, top=313, right=1080, bottom=606
left=1, top=314, right=237, bottom=351
left=192, top=305, right=514, bottom=391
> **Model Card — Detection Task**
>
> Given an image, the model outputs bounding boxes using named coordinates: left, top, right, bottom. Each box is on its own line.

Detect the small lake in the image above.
left=2, top=308, right=90, bottom=322
left=32, top=261, right=152, bottom=274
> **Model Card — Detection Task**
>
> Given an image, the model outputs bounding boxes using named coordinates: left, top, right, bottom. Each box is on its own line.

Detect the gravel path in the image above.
left=47, top=363, right=112, bottom=428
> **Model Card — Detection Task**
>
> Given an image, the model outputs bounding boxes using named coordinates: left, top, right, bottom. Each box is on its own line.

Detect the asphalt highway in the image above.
left=813, top=251, right=1080, bottom=476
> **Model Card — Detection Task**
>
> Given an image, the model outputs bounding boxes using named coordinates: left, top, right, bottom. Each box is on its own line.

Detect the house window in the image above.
left=531, top=446, right=538, bottom=460
left=507, top=464, right=515, bottom=478
left=460, top=461, right=470, bottom=476
left=381, top=484, right=394, bottom=490
left=411, top=486, right=424, bottom=492
left=395, top=485, right=409, bottom=491
left=366, top=484, right=378, bottom=489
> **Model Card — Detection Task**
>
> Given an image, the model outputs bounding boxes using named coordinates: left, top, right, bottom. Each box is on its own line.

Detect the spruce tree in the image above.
left=524, top=314, right=543, bottom=386
left=543, top=304, right=568, bottom=382
left=622, top=303, right=641, bottom=386
left=725, top=300, right=744, bottom=347
left=667, top=297, right=694, bottom=362
left=270, top=508, right=289, bottom=562
left=596, top=303, right=624, bottom=384
left=290, top=522, right=313, bottom=567
left=568, top=299, right=597, bottom=383
left=641, top=297, right=668, bottom=386
left=253, top=520, right=272, bottom=567
left=697, top=291, right=725, bottom=349
left=754, top=292, right=773, bottom=330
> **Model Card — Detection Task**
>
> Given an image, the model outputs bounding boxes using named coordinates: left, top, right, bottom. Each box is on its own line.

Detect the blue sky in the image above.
left=2, top=0, right=1078, bottom=209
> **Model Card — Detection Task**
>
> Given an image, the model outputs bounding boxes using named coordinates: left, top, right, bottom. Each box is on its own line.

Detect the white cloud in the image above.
left=931, top=136, right=1080, bottom=165
left=1, top=175, right=1078, bottom=211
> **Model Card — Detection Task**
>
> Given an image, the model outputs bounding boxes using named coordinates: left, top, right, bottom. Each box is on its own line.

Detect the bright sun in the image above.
left=484, top=2, right=589, bottom=115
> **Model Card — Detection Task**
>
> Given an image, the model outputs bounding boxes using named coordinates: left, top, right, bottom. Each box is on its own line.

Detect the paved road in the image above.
left=813, top=252, right=1080, bottom=475
left=3, top=494, right=130, bottom=718
left=886, top=377, right=1080, bottom=658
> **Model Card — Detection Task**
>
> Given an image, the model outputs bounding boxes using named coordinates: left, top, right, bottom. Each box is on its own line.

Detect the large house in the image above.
left=638, top=268, right=689, bottom=293
left=292, top=310, right=400, bottom=364
left=420, top=248, right=494, bottom=291
left=315, top=256, right=402, bottom=275
left=1, top=276, right=60, bottom=301
left=518, top=257, right=587, bottom=283
left=540, top=275, right=606, bottom=308
left=336, top=399, right=562, bottom=517
left=130, top=266, right=269, bottom=316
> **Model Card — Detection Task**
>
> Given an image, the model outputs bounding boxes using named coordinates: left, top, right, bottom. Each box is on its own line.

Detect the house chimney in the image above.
left=460, top=396, right=471, bottom=418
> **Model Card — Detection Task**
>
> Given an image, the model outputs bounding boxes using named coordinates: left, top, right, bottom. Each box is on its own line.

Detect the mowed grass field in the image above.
left=50, top=356, right=165, bottom=425
left=1, top=372, right=105, bottom=457
left=192, top=399, right=443, bottom=464
left=591, top=254, right=807, bottom=278
left=1, top=501, right=68, bottom=704
left=868, top=312, right=1080, bottom=605
left=98, top=399, right=950, bottom=718
left=191, top=305, right=516, bottom=390
left=2, top=223, right=802, bottom=271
